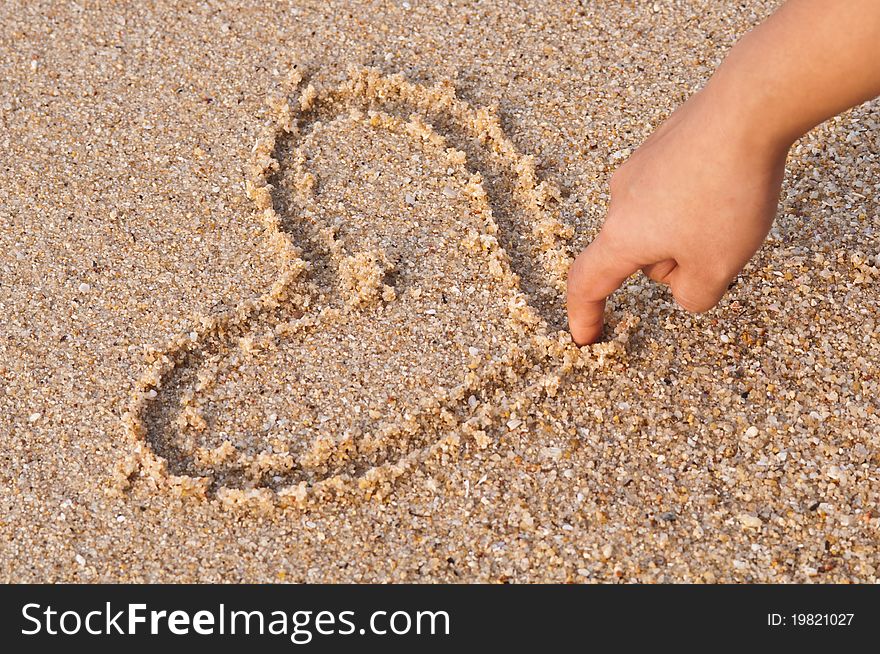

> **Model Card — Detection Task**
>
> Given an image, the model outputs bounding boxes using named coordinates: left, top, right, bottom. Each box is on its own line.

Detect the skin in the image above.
left=567, top=0, right=880, bottom=346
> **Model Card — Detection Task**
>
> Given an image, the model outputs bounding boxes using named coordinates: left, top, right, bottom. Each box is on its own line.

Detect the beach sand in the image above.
left=2, top=0, right=878, bottom=582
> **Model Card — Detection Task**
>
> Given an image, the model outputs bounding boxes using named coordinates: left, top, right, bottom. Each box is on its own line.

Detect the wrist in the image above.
left=703, top=73, right=796, bottom=164
left=701, top=30, right=812, bottom=159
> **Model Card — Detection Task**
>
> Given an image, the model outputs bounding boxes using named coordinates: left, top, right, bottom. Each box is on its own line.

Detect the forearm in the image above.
left=706, top=0, right=880, bottom=151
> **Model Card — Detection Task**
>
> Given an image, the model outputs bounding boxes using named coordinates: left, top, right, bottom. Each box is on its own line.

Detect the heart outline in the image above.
left=115, top=67, right=637, bottom=511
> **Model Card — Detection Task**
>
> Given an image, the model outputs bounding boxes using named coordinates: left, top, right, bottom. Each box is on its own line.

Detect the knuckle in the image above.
left=609, top=162, right=631, bottom=196
left=596, top=222, right=629, bottom=257
left=609, top=170, right=623, bottom=196
left=708, top=266, right=735, bottom=289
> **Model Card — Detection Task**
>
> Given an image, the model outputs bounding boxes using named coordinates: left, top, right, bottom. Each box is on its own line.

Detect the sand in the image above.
left=2, top=0, right=878, bottom=582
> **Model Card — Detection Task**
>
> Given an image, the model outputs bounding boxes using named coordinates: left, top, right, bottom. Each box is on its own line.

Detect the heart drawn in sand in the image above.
left=116, top=67, right=637, bottom=511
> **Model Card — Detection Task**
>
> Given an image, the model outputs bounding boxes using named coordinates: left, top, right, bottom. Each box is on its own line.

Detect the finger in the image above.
left=642, top=259, right=677, bottom=284
left=667, top=265, right=731, bottom=313
left=567, top=231, right=643, bottom=345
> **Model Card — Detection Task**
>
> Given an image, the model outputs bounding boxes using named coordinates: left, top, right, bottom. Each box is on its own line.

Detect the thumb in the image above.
left=567, top=230, right=642, bottom=345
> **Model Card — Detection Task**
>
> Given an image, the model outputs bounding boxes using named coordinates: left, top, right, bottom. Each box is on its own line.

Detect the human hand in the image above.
left=566, top=88, right=789, bottom=345
left=568, top=0, right=880, bottom=346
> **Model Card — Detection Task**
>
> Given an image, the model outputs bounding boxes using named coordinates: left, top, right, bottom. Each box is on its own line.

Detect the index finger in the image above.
left=566, top=231, right=642, bottom=345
